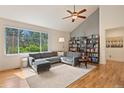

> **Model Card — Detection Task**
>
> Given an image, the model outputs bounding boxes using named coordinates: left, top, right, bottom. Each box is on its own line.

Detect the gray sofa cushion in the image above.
left=40, top=52, right=57, bottom=58
left=61, top=52, right=81, bottom=66
left=29, top=52, right=58, bottom=59
left=29, top=53, right=41, bottom=59
left=65, top=52, right=81, bottom=58
left=33, top=60, right=50, bottom=65
left=35, top=59, right=46, bottom=63
left=61, top=57, right=73, bottom=62
left=46, top=56, right=60, bottom=63
left=61, top=57, right=73, bottom=65
left=47, top=56, right=59, bottom=60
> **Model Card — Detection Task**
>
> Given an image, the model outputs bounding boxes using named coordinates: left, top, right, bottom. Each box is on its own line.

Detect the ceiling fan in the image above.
left=62, top=5, right=87, bottom=22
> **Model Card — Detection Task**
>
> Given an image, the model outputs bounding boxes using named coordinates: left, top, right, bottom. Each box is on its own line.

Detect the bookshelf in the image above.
left=69, top=34, right=99, bottom=64
left=79, top=37, right=87, bottom=53
left=69, top=37, right=79, bottom=52
left=69, top=37, right=87, bottom=52
left=87, top=35, right=99, bottom=63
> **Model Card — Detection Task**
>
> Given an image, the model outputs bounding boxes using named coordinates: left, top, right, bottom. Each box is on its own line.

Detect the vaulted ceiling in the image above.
left=0, top=5, right=98, bottom=32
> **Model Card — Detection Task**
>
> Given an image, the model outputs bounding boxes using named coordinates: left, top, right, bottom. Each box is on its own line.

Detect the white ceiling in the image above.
left=0, top=5, right=98, bottom=32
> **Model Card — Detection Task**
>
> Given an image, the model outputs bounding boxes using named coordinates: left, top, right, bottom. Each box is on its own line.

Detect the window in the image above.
left=19, top=29, right=40, bottom=53
left=5, top=27, right=18, bottom=54
left=5, top=27, right=48, bottom=54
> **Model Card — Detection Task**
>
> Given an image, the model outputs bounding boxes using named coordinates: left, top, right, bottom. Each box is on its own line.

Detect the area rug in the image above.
left=23, top=64, right=95, bottom=88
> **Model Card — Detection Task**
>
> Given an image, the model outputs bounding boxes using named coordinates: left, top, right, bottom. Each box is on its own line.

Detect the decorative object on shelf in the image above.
left=106, top=37, right=123, bottom=48
left=62, top=5, right=87, bottom=22
left=69, top=34, right=99, bottom=64
left=58, top=37, right=65, bottom=51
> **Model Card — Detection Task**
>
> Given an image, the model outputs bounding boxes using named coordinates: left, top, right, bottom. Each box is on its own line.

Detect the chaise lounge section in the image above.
left=28, top=52, right=60, bottom=73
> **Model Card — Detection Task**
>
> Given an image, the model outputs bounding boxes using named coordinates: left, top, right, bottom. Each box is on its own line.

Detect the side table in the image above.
left=78, top=58, right=88, bottom=68
left=20, top=57, right=28, bottom=68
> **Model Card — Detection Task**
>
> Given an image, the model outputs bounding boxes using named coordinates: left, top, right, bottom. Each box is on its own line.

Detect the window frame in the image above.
left=4, top=26, right=48, bottom=55
left=4, top=26, right=19, bottom=56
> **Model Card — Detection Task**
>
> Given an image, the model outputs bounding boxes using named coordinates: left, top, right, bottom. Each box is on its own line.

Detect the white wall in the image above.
left=106, top=28, right=124, bottom=62
left=100, top=5, right=124, bottom=64
left=0, top=18, right=70, bottom=71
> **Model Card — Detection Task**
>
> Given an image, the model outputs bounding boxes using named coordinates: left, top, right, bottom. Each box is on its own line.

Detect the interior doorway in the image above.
left=105, top=27, right=124, bottom=62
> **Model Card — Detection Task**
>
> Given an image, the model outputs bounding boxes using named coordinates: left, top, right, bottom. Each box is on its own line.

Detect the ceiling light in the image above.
left=72, top=15, right=77, bottom=19
left=62, top=5, right=87, bottom=22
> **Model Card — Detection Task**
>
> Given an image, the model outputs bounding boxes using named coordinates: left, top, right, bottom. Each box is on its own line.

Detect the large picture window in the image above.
left=5, top=27, right=48, bottom=54
left=5, top=28, right=18, bottom=54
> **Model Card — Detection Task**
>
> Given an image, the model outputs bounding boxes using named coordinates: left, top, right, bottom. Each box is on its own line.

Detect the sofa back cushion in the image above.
left=29, top=52, right=58, bottom=59
left=65, top=52, right=81, bottom=58
left=40, top=52, right=57, bottom=58
left=29, top=53, right=41, bottom=59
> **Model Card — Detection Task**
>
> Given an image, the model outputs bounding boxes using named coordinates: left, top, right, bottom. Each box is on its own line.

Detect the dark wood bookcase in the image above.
left=69, top=34, right=99, bottom=64
left=87, top=35, right=99, bottom=63
left=69, top=37, right=79, bottom=52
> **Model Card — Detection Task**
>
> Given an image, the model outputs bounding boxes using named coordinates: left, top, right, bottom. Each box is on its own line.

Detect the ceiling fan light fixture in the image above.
left=72, top=15, right=77, bottom=19
left=62, top=5, right=87, bottom=22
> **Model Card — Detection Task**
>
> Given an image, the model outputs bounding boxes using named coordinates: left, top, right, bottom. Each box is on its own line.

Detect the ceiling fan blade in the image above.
left=78, top=9, right=87, bottom=14
left=62, top=16, right=72, bottom=19
left=78, top=16, right=86, bottom=19
left=72, top=19, right=75, bottom=22
left=67, top=10, right=73, bottom=14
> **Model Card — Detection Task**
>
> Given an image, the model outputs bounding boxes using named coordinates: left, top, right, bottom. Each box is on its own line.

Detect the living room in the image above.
left=0, top=4, right=124, bottom=89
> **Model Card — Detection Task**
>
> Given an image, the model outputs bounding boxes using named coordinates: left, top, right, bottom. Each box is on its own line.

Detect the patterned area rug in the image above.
left=23, top=64, right=95, bottom=88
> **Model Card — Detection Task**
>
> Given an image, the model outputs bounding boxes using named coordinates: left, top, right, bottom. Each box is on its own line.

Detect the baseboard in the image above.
left=106, top=59, right=124, bottom=63
left=0, top=67, right=20, bottom=72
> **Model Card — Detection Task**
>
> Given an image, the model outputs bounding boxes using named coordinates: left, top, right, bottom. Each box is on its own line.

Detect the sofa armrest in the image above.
left=72, top=56, right=81, bottom=66
left=28, top=57, right=35, bottom=66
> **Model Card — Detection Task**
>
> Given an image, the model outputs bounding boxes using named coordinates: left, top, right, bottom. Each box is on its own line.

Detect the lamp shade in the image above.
left=58, top=37, right=65, bottom=42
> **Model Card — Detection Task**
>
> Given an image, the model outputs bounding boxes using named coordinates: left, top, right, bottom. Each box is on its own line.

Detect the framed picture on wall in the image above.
left=106, top=37, right=123, bottom=48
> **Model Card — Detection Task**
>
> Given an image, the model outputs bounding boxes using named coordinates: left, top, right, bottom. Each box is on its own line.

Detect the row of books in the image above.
left=87, top=48, right=98, bottom=52
left=87, top=53, right=98, bottom=57
left=88, top=57, right=98, bottom=63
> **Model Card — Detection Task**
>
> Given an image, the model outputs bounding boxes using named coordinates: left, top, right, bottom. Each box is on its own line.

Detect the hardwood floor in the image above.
left=0, top=60, right=124, bottom=88
left=0, top=69, right=29, bottom=88
left=68, top=60, right=124, bottom=88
